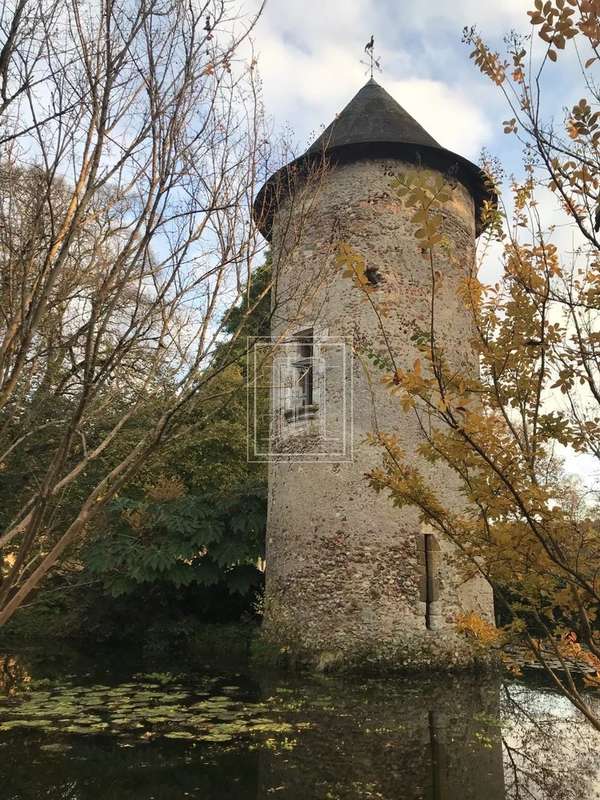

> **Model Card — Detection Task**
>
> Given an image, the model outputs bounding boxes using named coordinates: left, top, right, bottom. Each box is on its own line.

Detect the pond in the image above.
left=0, top=642, right=598, bottom=799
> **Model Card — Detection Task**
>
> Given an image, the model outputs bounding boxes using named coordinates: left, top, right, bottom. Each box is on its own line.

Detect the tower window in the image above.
left=284, top=328, right=319, bottom=422
left=294, top=329, right=314, bottom=407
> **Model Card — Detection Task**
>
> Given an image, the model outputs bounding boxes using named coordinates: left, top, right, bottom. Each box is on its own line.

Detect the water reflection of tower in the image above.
left=256, top=675, right=505, bottom=800
left=426, top=706, right=504, bottom=800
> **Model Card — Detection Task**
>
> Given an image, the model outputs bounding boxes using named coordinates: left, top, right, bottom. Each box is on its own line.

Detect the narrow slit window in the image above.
left=424, top=533, right=434, bottom=630
left=284, top=328, right=319, bottom=423
left=419, top=532, right=441, bottom=630
left=295, top=330, right=313, bottom=407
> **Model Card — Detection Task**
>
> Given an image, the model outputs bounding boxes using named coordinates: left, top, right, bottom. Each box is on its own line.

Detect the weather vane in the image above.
left=361, top=35, right=381, bottom=78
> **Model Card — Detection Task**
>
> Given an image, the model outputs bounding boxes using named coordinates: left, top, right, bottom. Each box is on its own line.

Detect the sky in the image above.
left=253, top=0, right=529, bottom=170
left=251, top=0, right=581, bottom=288
left=252, top=0, right=585, bottom=228
left=249, top=0, right=598, bottom=488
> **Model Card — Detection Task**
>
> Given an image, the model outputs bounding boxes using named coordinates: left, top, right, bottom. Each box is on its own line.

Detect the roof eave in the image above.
left=253, top=141, right=496, bottom=241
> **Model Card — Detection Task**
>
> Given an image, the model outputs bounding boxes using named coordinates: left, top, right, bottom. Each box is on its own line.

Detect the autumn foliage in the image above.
left=338, top=1, right=600, bottom=730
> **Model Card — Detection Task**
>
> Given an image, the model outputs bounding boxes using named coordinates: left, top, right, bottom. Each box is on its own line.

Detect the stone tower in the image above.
left=254, top=79, right=495, bottom=670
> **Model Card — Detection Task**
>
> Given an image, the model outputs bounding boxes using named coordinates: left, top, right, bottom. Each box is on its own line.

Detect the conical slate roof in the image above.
left=307, top=78, right=441, bottom=154
left=254, top=79, right=494, bottom=238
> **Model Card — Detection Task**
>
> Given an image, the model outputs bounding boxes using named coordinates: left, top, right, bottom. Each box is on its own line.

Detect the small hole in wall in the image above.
left=365, top=265, right=382, bottom=286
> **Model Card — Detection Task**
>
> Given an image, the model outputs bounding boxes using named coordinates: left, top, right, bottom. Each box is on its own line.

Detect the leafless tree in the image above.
left=0, top=0, right=287, bottom=625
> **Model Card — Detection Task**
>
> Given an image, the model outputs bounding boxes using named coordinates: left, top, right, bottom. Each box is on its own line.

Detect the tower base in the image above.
left=258, top=611, right=499, bottom=674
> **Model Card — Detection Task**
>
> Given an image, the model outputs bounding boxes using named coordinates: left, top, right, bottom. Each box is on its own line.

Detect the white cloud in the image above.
left=257, top=0, right=372, bottom=44
left=254, top=33, right=366, bottom=147
left=254, top=7, right=493, bottom=158
left=389, top=0, right=529, bottom=30
left=562, top=449, right=600, bottom=491
left=384, top=78, right=492, bottom=156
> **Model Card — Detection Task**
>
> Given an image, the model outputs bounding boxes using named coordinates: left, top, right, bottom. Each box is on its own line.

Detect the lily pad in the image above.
left=2, top=719, right=53, bottom=730
left=63, top=725, right=97, bottom=735
left=198, top=732, right=234, bottom=742
left=40, top=743, right=72, bottom=753
left=249, top=721, right=294, bottom=733
left=0, top=670, right=307, bottom=751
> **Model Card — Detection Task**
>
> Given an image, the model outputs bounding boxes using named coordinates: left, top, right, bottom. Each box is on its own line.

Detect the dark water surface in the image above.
left=0, top=643, right=598, bottom=799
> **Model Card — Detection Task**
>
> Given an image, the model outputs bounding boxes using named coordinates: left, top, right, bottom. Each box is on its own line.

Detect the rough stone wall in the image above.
left=264, top=158, right=495, bottom=670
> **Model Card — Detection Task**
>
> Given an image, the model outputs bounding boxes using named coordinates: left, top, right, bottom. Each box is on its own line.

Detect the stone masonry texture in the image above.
left=263, top=157, right=495, bottom=671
